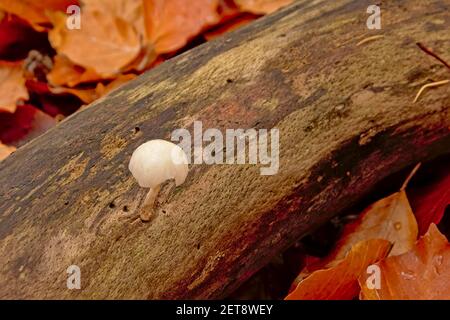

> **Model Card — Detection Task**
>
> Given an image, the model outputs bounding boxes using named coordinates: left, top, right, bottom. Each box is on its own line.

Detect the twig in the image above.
left=416, top=42, right=450, bottom=70
left=401, top=163, right=421, bottom=191
left=413, top=79, right=450, bottom=103
left=356, top=35, right=384, bottom=46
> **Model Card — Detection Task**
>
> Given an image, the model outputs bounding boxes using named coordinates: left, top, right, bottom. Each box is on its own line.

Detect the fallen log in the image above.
left=0, top=0, right=449, bottom=299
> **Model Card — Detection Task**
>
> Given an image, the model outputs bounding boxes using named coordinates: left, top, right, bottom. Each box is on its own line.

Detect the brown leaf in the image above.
left=360, top=224, right=450, bottom=300
left=48, top=7, right=141, bottom=77
left=285, top=239, right=391, bottom=300
left=0, top=61, right=29, bottom=113
left=143, top=0, right=221, bottom=54
left=47, top=54, right=102, bottom=87
left=234, top=0, right=293, bottom=14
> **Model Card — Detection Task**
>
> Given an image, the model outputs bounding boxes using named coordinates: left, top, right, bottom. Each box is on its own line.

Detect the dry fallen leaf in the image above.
left=291, top=169, right=419, bottom=289
left=50, top=73, right=137, bottom=104
left=81, top=0, right=157, bottom=71
left=285, top=239, right=391, bottom=300
left=204, top=14, right=258, bottom=41
left=0, top=142, right=15, bottom=161
left=95, top=73, right=137, bottom=97
left=360, top=224, right=450, bottom=300
left=234, top=0, right=293, bottom=14
left=0, top=0, right=77, bottom=29
left=48, top=7, right=141, bottom=77
left=0, top=61, right=29, bottom=113
left=143, top=0, right=221, bottom=54
left=331, top=191, right=418, bottom=259
left=47, top=54, right=102, bottom=87
left=49, top=86, right=98, bottom=104
left=82, top=0, right=146, bottom=38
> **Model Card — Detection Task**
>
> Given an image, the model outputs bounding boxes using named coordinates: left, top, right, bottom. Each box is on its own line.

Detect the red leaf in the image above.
left=408, top=164, right=450, bottom=235
left=0, top=104, right=37, bottom=143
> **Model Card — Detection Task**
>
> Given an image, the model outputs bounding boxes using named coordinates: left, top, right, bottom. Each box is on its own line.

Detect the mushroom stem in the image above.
left=140, top=184, right=161, bottom=222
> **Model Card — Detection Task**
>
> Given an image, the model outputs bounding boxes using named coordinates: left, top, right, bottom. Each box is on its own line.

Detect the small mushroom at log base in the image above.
left=129, top=139, right=189, bottom=221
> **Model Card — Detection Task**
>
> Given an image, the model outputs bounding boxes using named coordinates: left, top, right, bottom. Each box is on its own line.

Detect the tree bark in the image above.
left=0, top=0, right=449, bottom=299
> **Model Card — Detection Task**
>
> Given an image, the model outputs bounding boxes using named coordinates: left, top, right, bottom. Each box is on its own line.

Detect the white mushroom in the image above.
left=129, top=139, right=189, bottom=221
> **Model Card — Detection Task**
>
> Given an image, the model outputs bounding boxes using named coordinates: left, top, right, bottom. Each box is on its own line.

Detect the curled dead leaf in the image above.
left=285, top=239, right=391, bottom=300
left=49, top=73, right=137, bottom=104
left=143, top=0, right=221, bottom=54
left=48, top=8, right=141, bottom=77
left=359, top=224, right=450, bottom=300
left=47, top=54, right=102, bottom=87
left=291, top=187, right=418, bottom=289
left=49, top=86, right=98, bottom=104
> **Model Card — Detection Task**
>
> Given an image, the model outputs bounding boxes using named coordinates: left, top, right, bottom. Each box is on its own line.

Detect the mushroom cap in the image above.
left=129, top=139, right=189, bottom=188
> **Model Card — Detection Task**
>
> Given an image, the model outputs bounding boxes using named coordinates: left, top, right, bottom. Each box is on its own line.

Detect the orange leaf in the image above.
left=0, top=0, right=77, bottom=29
left=217, top=0, right=241, bottom=23
left=81, top=0, right=157, bottom=71
left=82, top=0, right=146, bottom=38
left=143, top=0, right=221, bottom=54
left=291, top=189, right=418, bottom=289
left=204, top=13, right=258, bottom=41
left=0, top=142, right=15, bottom=161
left=48, top=7, right=141, bottom=77
left=234, top=0, right=293, bottom=14
left=49, top=86, right=98, bottom=104
left=331, top=191, right=418, bottom=259
left=47, top=54, right=102, bottom=87
left=95, top=74, right=137, bottom=97
left=360, top=224, right=450, bottom=300
left=285, top=239, right=391, bottom=300
left=0, top=60, right=28, bottom=113
left=50, top=74, right=137, bottom=104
